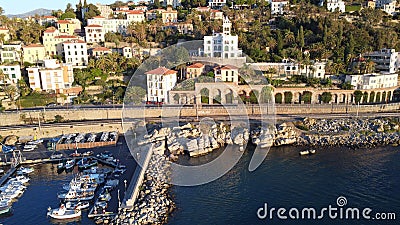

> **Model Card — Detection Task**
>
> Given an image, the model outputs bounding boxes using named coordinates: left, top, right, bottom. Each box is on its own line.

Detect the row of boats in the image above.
left=0, top=167, right=34, bottom=215
left=57, top=157, right=99, bottom=171
left=59, top=131, right=118, bottom=145
left=47, top=168, right=108, bottom=220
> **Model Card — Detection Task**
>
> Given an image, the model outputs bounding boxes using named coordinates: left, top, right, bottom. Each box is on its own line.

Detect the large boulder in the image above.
left=4, top=135, right=18, bottom=146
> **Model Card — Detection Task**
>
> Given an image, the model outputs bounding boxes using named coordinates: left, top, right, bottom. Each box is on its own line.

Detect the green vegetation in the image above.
left=18, top=92, right=55, bottom=108
left=345, top=5, right=361, bottom=12
left=321, top=92, right=332, bottom=103
left=54, top=115, right=64, bottom=123
left=284, top=91, right=293, bottom=104
left=354, top=90, right=363, bottom=104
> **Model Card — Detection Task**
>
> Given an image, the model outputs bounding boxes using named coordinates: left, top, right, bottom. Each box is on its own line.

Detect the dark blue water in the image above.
left=168, top=146, right=400, bottom=225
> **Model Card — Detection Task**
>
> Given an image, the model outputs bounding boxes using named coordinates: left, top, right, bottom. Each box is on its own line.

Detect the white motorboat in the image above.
left=299, top=150, right=310, bottom=156
left=309, top=149, right=316, bottom=154
left=65, top=201, right=90, bottom=210
left=58, top=190, right=95, bottom=201
left=65, top=159, right=75, bottom=170
left=0, top=202, right=11, bottom=215
left=47, top=204, right=81, bottom=220
left=17, top=167, right=34, bottom=175
left=98, top=192, right=111, bottom=202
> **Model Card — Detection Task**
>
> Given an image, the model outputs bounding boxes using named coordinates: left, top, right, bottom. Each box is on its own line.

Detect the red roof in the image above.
left=86, top=24, right=103, bottom=28
left=216, top=65, right=239, bottom=70
left=55, top=35, right=78, bottom=39
left=92, top=47, right=111, bottom=51
left=0, top=27, right=9, bottom=31
left=43, top=15, right=57, bottom=19
left=188, top=63, right=204, bottom=69
left=93, top=16, right=105, bottom=19
left=57, top=20, right=71, bottom=24
left=145, top=67, right=177, bottom=75
left=24, top=44, right=44, bottom=48
left=127, top=10, right=144, bottom=14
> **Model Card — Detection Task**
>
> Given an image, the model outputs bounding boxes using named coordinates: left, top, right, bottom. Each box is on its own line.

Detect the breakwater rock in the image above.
left=113, top=154, right=174, bottom=225
left=296, top=117, right=400, bottom=148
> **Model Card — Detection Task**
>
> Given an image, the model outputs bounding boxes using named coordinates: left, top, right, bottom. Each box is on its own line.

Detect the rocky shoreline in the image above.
left=114, top=116, right=400, bottom=224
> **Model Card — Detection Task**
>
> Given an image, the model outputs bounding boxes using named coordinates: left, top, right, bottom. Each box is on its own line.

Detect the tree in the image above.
left=275, top=93, right=283, bottom=104
left=260, top=86, right=273, bottom=103
left=60, top=11, right=76, bottom=19
left=124, top=86, right=146, bottom=104
left=54, top=115, right=64, bottom=123
left=341, top=81, right=353, bottom=90
left=354, top=90, right=363, bottom=104
left=302, top=91, right=312, bottom=104
left=298, top=25, right=305, bottom=50
left=321, top=92, right=332, bottom=103
left=284, top=91, right=293, bottom=104
left=3, top=85, right=17, bottom=99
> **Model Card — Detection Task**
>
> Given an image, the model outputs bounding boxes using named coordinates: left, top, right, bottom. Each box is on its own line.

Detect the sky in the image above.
left=0, top=0, right=114, bottom=15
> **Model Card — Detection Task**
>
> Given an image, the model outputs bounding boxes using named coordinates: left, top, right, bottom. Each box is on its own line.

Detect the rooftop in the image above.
left=188, top=63, right=205, bottom=69
left=24, top=44, right=44, bottom=48
left=86, top=24, right=103, bottom=28
left=145, top=67, right=177, bottom=75
left=63, top=39, right=86, bottom=44
left=92, top=47, right=111, bottom=51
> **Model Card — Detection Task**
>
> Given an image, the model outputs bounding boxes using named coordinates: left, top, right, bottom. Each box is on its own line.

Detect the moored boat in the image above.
left=47, top=204, right=81, bottom=219
left=65, top=159, right=75, bottom=170
left=0, top=202, right=11, bottom=215
left=299, top=150, right=310, bottom=156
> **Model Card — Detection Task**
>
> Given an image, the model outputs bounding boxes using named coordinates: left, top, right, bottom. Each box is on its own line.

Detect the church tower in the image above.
left=222, top=16, right=231, bottom=35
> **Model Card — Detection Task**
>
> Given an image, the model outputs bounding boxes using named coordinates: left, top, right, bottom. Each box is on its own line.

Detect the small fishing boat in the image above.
left=309, top=149, right=316, bottom=154
left=299, top=150, right=310, bottom=156
left=47, top=204, right=81, bottom=219
left=77, top=158, right=98, bottom=170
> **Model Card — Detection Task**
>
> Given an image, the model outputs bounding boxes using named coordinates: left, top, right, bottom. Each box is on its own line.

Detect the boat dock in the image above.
left=122, top=144, right=154, bottom=208
left=0, top=166, right=17, bottom=186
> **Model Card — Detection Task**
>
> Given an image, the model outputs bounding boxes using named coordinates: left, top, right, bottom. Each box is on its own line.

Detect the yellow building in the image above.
left=187, top=63, right=205, bottom=79
left=57, top=19, right=81, bottom=36
left=162, top=7, right=178, bottom=23
left=23, top=44, right=46, bottom=64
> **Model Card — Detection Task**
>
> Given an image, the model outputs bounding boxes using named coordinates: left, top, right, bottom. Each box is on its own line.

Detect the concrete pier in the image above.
left=121, top=144, right=153, bottom=208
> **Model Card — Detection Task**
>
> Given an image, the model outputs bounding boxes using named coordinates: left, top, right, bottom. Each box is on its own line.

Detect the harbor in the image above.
left=0, top=136, right=138, bottom=225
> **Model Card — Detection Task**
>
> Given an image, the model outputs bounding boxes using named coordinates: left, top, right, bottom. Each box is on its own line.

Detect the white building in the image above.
left=327, top=0, right=346, bottom=13
left=87, top=17, right=131, bottom=35
left=213, top=65, right=239, bottom=84
left=0, top=44, right=22, bottom=63
left=145, top=67, right=177, bottom=103
left=300, top=61, right=327, bottom=79
left=208, top=0, right=226, bottom=8
left=345, top=73, right=398, bottom=90
left=126, top=10, right=146, bottom=23
left=0, top=64, right=21, bottom=84
left=271, top=0, right=289, bottom=15
left=62, top=40, right=88, bottom=67
left=375, top=0, right=396, bottom=15
left=364, top=48, right=399, bottom=74
left=85, top=24, right=105, bottom=43
left=201, top=17, right=242, bottom=59
left=27, top=59, right=74, bottom=93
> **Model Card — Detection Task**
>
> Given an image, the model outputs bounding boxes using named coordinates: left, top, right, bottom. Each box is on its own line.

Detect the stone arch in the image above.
left=333, top=94, right=338, bottom=104
left=376, top=92, right=381, bottom=102
left=238, top=90, right=248, bottom=103
left=341, top=94, right=346, bottom=103
left=387, top=91, right=392, bottom=102
left=172, top=93, right=180, bottom=104
left=225, top=88, right=234, bottom=104
left=249, top=90, right=259, bottom=104
left=318, top=94, right=322, bottom=104
left=302, top=91, right=312, bottom=104
left=200, top=87, right=210, bottom=104
left=369, top=91, right=375, bottom=103
left=284, top=91, right=293, bottom=104
left=213, top=89, right=222, bottom=104
left=275, top=93, right=283, bottom=104
left=363, top=91, right=368, bottom=103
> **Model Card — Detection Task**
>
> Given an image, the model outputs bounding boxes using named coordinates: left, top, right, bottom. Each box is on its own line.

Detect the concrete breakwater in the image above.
left=113, top=154, right=174, bottom=225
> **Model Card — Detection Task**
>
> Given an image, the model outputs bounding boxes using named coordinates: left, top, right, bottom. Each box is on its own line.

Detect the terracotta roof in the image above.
left=24, top=44, right=44, bottom=48
left=0, top=27, right=9, bottom=31
left=188, top=63, right=204, bottom=69
left=92, top=47, right=111, bottom=51
left=145, top=67, right=177, bottom=75
left=63, top=39, right=86, bottom=44
left=216, top=65, right=239, bottom=70
left=86, top=24, right=103, bottom=28
left=57, top=20, right=71, bottom=24
left=127, top=10, right=144, bottom=14
left=55, top=35, right=78, bottom=39
left=93, top=16, right=105, bottom=19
